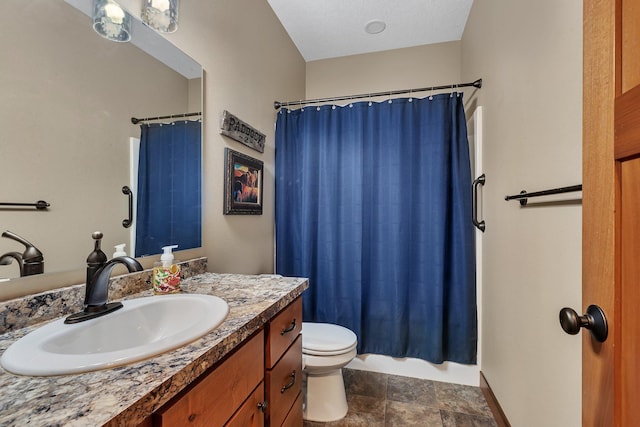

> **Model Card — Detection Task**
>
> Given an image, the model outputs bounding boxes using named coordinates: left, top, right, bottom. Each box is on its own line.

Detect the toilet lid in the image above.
left=302, top=322, right=357, bottom=355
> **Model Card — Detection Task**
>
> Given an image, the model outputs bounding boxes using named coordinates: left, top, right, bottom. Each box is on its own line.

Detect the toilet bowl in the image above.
left=302, top=322, right=358, bottom=422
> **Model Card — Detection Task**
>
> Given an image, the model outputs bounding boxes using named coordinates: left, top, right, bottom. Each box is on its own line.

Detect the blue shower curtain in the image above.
left=275, top=94, right=476, bottom=364
left=136, top=120, right=201, bottom=257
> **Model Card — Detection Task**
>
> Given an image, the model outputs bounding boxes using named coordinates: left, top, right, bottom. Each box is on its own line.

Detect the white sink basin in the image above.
left=1, top=294, right=229, bottom=376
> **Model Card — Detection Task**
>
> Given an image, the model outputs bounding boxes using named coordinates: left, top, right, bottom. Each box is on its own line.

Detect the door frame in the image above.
left=583, top=0, right=629, bottom=424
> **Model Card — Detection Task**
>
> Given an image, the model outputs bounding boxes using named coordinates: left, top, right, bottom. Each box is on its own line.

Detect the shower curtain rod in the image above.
left=273, top=78, right=482, bottom=110
left=131, top=111, right=202, bottom=124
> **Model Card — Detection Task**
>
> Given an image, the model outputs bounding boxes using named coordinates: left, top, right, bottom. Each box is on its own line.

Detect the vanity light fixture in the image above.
left=92, top=0, right=132, bottom=42
left=142, top=0, right=179, bottom=33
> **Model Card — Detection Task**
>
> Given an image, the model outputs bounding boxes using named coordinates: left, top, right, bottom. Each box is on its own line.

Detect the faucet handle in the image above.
left=87, top=231, right=107, bottom=266
left=2, top=230, right=43, bottom=262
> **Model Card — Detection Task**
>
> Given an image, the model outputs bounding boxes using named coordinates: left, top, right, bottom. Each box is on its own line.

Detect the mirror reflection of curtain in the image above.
left=135, top=121, right=201, bottom=257
left=275, top=94, right=476, bottom=364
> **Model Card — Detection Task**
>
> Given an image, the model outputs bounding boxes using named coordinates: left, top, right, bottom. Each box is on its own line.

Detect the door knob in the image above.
left=559, top=304, right=608, bottom=342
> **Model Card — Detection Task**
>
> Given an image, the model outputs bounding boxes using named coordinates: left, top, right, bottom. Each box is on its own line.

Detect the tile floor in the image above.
left=303, top=368, right=498, bottom=427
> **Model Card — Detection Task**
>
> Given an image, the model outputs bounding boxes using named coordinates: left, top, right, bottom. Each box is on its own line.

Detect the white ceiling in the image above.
left=267, top=0, right=474, bottom=62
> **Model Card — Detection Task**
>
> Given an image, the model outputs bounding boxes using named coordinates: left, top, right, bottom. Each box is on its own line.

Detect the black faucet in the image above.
left=65, top=231, right=143, bottom=324
left=0, top=231, right=44, bottom=277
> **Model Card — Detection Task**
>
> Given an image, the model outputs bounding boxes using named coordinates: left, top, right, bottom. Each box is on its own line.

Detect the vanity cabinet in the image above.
left=148, top=297, right=303, bottom=427
left=152, top=330, right=265, bottom=426
left=225, top=383, right=265, bottom=427
left=265, top=298, right=303, bottom=427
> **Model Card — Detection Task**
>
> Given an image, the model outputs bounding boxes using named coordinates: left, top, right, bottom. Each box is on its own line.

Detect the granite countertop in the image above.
left=0, top=272, right=308, bottom=426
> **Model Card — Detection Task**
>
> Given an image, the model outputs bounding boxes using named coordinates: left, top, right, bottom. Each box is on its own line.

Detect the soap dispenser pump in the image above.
left=153, top=245, right=180, bottom=294
left=161, top=245, right=178, bottom=267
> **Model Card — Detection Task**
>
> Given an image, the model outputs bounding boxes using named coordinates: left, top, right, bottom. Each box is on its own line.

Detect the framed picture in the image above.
left=223, top=148, right=263, bottom=215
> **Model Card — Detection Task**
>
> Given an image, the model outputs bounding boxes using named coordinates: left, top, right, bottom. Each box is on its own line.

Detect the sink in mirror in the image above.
left=0, top=294, right=228, bottom=376
left=0, top=0, right=203, bottom=283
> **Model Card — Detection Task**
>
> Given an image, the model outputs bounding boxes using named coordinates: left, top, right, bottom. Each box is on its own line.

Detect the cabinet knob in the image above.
left=257, top=401, right=269, bottom=413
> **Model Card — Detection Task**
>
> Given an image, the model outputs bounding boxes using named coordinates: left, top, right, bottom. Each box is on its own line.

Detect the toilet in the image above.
left=302, top=322, right=358, bottom=422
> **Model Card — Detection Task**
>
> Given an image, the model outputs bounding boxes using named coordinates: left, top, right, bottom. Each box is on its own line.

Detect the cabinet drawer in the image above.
left=280, top=392, right=302, bottom=427
left=154, top=330, right=264, bottom=427
left=266, top=298, right=302, bottom=368
left=225, top=382, right=265, bottom=427
left=266, top=335, right=302, bottom=427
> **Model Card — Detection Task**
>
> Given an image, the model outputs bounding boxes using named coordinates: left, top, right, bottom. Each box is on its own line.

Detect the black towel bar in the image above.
left=505, top=185, right=582, bottom=206
left=0, top=201, right=50, bottom=210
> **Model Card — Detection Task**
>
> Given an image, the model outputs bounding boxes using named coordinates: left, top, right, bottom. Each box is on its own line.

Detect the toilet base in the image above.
left=303, top=368, right=348, bottom=422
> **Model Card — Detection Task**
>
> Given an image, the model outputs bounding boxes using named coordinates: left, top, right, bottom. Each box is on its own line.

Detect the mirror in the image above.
left=0, top=0, right=203, bottom=281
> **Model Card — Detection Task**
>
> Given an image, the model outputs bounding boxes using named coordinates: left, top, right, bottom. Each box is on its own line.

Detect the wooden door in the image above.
left=583, top=0, right=640, bottom=425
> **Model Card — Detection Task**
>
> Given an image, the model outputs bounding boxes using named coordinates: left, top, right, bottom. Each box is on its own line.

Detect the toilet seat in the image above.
left=303, top=341, right=358, bottom=356
left=302, top=322, right=357, bottom=356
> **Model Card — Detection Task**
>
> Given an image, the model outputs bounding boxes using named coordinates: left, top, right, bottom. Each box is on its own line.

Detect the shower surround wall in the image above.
left=461, top=0, right=582, bottom=425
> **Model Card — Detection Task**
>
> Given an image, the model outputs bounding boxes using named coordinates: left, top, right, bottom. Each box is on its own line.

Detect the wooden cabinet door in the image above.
left=225, top=383, right=265, bottom=427
left=154, top=331, right=264, bottom=426
left=583, top=0, right=640, bottom=424
left=280, top=393, right=303, bottom=427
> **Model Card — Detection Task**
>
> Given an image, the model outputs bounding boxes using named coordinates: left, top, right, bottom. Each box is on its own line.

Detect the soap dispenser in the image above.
left=153, top=245, right=180, bottom=294
left=113, top=243, right=127, bottom=258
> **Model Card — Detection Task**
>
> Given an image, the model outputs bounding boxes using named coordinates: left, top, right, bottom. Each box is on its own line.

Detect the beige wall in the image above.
left=188, top=78, right=202, bottom=113
left=461, top=1, right=583, bottom=425
left=306, top=42, right=461, bottom=101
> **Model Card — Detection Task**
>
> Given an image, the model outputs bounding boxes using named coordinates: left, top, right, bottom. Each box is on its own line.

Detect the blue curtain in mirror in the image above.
left=275, top=94, right=476, bottom=364
left=136, top=121, right=201, bottom=257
